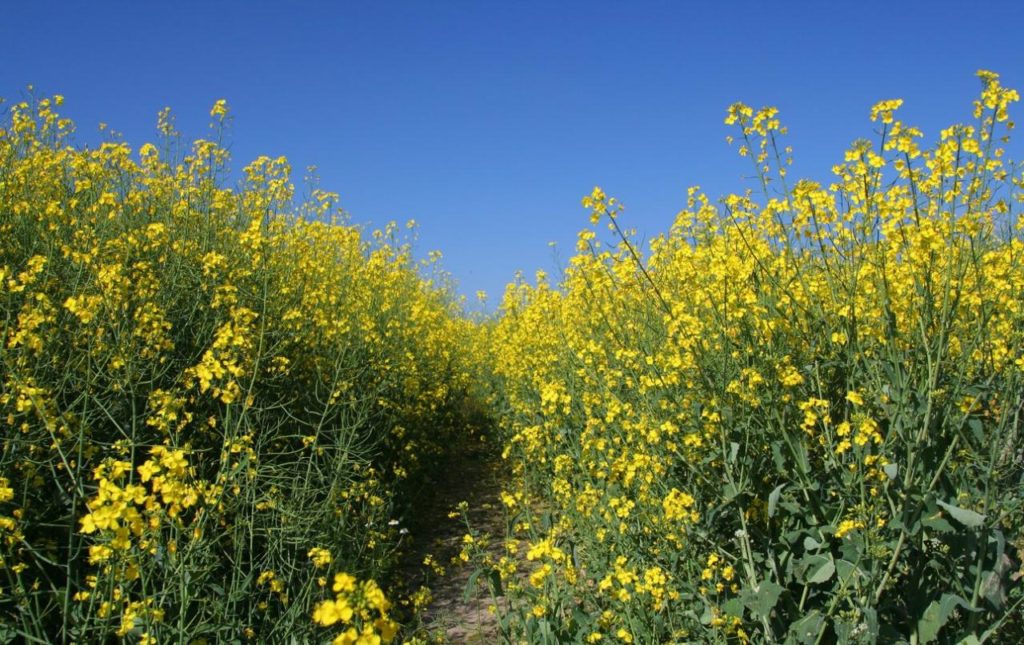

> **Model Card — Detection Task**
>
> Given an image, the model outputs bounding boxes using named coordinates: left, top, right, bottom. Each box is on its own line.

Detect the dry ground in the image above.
left=398, top=440, right=509, bottom=643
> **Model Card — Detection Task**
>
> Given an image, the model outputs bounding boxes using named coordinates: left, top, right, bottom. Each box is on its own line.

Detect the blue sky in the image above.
left=3, top=1, right=1022, bottom=309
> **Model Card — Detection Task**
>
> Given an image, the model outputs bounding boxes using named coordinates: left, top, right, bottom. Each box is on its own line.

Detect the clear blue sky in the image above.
left=3, top=1, right=1022, bottom=309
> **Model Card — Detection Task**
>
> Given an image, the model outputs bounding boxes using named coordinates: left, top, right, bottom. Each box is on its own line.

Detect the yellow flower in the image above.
left=332, top=572, right=357, bottom=593
left=0, top=478, right=13, bottom=503
left=210, top=99, right=229, bottom=119
left=312, top=598, right=354, bottom=626
left=835, top=518, right=866, bottom=539
left=308, top=546, right=332, bottom=568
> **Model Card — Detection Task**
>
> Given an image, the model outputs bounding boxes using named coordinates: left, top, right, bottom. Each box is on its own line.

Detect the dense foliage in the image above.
left=480, top=71, right=1024, bottom=643
left=0, top=97, right=488, bottom=643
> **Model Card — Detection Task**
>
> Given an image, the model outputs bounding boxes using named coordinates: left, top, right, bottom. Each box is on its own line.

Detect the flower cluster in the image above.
left=312, top=573, right=399, bottom=644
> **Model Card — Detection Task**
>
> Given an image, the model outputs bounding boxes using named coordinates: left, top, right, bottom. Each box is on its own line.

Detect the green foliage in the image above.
left=0, top=95, right=489, bottom=643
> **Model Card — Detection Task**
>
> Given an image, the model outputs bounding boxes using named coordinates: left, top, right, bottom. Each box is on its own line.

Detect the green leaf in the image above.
left=488, top=568, right=504, bottom=596
left=801, top=554, right=835, bottom=584
left=793, top=440, right=810, bottom=475
left=788, top=610, right=826, bottom=644
left=572, top=608, right=593, bottom=631
left=980, top=569, right=1006, bottom=609
left=862, top=607, right=879, bottom=640
left=743, top=580, right=783, bottom=618
left=968, top=417, right=985, bottom=444
left=723, top=482, right=739, bottom=501
left=937, top=500, right=985, bottom=528
left=835, top=559, right=863, bottom=584
left=918, top=593, right=972, bottom=643
left=699, top=603, right=714, bottom=625
left=802, top=556, right=835, bottom=585
left=722, top=596, right=746, bottom=618
left=537, top=618, right=554, bottom=644
left=768, top=484, right=786, bottom=518
left=780, top=498, right=803, bottom=515
left=834, top=617, right=856, bottom=643
left=922, top=512, right=956, bottom=534
left=463, top=568, right=481, bottom=601
left=772, top=441, right=787, bottom=473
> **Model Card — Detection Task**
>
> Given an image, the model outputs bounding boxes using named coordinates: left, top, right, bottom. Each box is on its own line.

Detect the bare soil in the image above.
left=398, top=440, right=508, bottom=643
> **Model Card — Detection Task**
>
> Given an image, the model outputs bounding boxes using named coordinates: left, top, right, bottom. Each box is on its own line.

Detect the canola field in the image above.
left=2, top=72, right=1023, bottom=644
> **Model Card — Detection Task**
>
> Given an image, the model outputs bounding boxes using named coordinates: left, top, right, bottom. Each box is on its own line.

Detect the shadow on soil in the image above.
left=394, top=435, right=509, bottom=643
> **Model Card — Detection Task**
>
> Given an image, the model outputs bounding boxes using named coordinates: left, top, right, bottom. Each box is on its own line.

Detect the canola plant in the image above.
left=2, top=72, right=1023, bottom=643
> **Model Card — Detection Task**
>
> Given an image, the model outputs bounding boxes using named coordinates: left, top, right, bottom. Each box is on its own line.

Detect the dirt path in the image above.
left=399, top=440, right=508, bottom=643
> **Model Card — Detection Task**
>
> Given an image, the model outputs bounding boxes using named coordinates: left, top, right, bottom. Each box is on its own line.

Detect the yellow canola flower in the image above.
left=332, top=572, right=357, bottom=593
left=210, top=98, right=229, bottom=119
left=308, top=546, right=332, bottom=568
left=312, top=597, right=355, bottom=626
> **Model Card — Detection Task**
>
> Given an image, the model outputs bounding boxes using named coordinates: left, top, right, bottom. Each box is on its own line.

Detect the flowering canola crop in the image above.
left=0, top=95, right=487, bottom=643
left=3, top=72, right=1024, bottom=644
left=481, top=71, right=1024, bottom=643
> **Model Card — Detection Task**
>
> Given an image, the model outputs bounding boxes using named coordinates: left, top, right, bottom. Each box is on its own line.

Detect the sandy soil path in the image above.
left=399, top=441, right=508, bottom=643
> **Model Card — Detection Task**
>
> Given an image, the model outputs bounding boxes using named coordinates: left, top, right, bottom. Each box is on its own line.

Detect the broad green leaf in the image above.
left=780, top=498, right=803, bottom=515
left=834, top=618, right=856, bottom=643
left=699, top=603, right=714, bottom=625
left=980, top=569, right=1006, bottom=609
left=918, top=593, right=972, bottom=643
left=723, top=482, right=739, bottom=501
left=794, top=441, right=810, bottom=474
left=742, top=580, right=784, bottom=618
left=788, top=610, right=826, bottom=644
left=918, top=604, right=945, bottom=643
left=863, top=607, right=879, bottom=640
left=835, top=559, right=862, bottom=584
left=937, top=500, right=985, bottom=528
left=839, top=538, right=864, bottom=563
left=801, top=554, right=835, bottom=584
left=922, top=512, right=956, bottom=533
left=537, top=619, right=554, bottom=644
left=968, top=417, right=985, bottom=444
left=768, top=483, right=786, bottom=518
left=722, top=596, right=746, bottom=618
